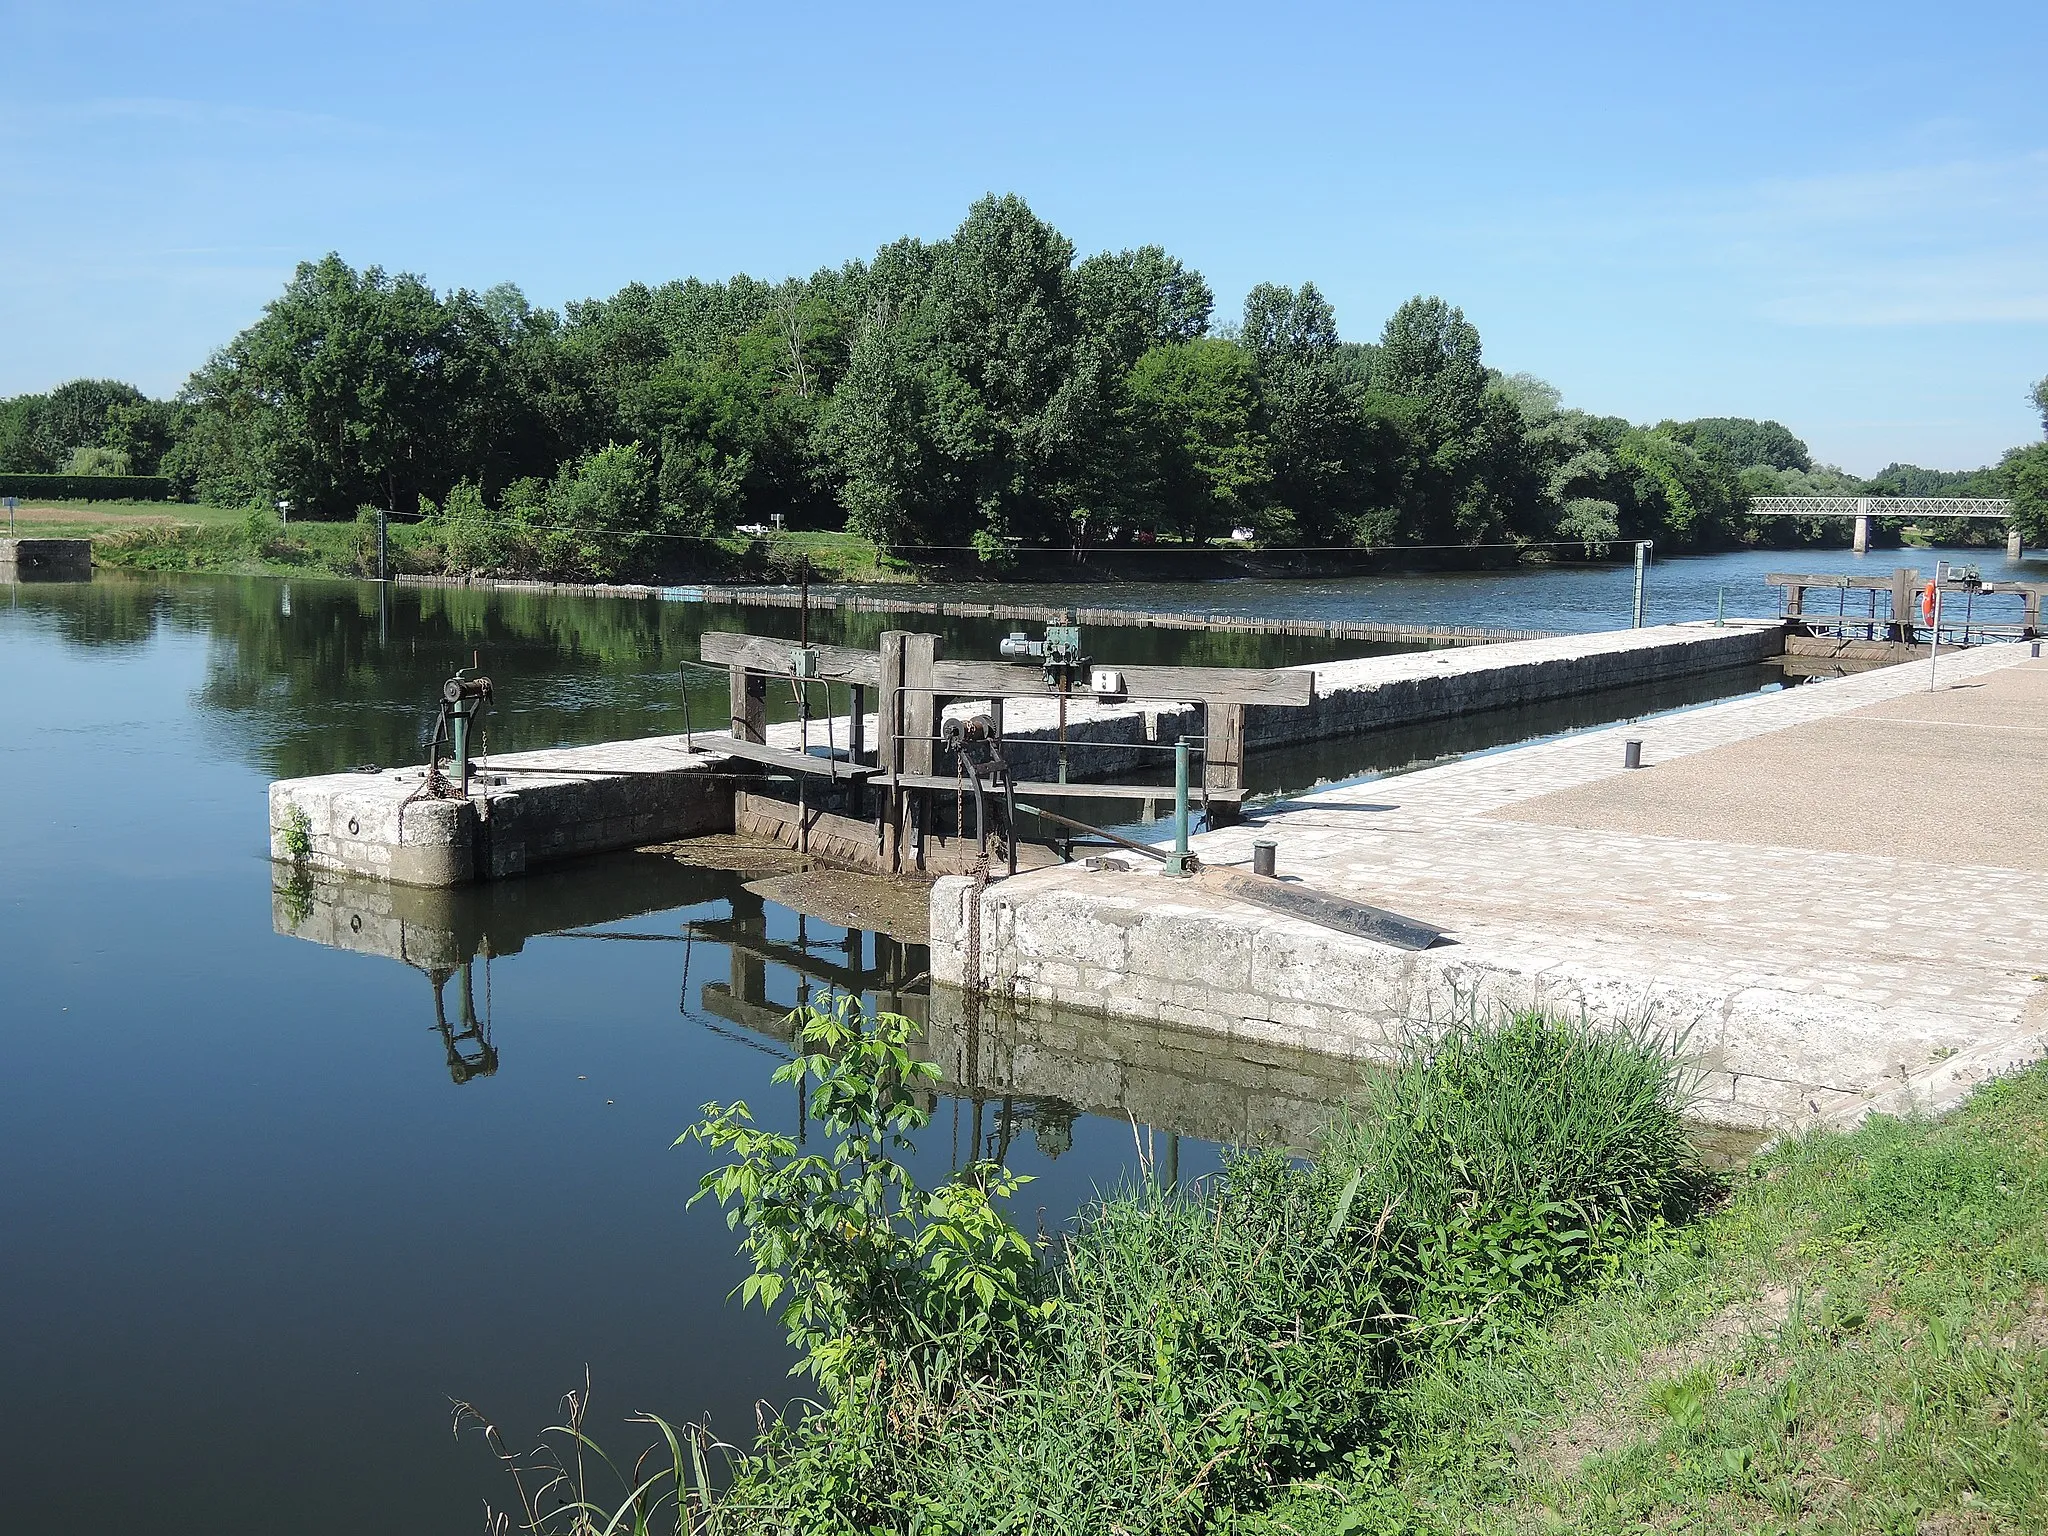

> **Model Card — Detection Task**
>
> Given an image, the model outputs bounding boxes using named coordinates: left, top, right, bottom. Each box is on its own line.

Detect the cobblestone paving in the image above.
left=937, top=642, right=2048, bottom=1132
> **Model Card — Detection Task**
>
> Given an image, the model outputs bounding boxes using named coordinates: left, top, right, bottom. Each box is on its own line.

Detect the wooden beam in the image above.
left=709, top=736, right=878, bottom=780
left=887, top=772, right=1240, bottom=806
left=702, top=631, right=881, bottom=685
left=928, top=659, right=1312, bottom=706
left=877, top=633, right=905, bottom=777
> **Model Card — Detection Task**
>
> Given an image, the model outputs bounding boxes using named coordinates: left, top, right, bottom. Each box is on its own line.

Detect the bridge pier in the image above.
left=1853, top=510, right=1870, bottom=554
left=2011, top=527, right=2024, bottom=561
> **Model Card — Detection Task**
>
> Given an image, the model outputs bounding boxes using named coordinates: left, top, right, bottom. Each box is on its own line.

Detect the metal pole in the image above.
left=1163, top=737, right=1192, bottom=877
left=1928, top=561, right=1946, bottom=692
left=377, top=508, right=389, bottom=582
left=452, top=707, right=470, bottom=792
left=1632, top=540, right=1650, bottom=628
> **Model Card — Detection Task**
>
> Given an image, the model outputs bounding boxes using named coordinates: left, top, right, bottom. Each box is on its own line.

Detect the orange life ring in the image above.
left=1921, top=580, right=1937, bottom=623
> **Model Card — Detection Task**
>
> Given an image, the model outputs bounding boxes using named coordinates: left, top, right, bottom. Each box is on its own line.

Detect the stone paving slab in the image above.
left=933, top=642, right=2048, bottom=1133
left=1494, top=658, right=2048, bottom=867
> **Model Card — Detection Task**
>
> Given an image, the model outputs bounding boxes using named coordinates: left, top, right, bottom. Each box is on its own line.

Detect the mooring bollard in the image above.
left=1624, top=738, right=1643, bottom=770
left=1252, top=839, right=1277, bottom=878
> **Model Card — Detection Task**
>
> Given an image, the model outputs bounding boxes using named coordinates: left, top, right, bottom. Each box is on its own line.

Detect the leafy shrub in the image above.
left=682, top=996, right=1051, bottom=1395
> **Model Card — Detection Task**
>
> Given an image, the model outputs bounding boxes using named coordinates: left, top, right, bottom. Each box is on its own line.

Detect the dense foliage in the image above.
left=6, top=200, right=2044, bottom=574
left=0, top=472, right=171, bottom=500
left=646, top=1004, right=1707, bottom=1536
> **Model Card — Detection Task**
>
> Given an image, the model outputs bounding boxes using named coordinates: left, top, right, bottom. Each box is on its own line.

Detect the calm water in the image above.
left=0, top=545, right=2024, bottom=1533
left=867, top=540, right=2040, bottom=633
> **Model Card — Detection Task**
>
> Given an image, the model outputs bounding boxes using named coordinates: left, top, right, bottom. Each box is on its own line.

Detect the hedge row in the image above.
left=0, top=474, right=174, bottom=502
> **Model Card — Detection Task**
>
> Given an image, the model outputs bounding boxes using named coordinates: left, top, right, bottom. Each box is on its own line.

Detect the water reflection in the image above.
left=273, top=851, right=1369, bottom=1158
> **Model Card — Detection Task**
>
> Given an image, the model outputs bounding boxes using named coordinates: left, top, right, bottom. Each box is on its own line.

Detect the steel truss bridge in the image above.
left=1746, top=497, right=2021, bottom=555
left=1748, top=497, right=2012, bottom=519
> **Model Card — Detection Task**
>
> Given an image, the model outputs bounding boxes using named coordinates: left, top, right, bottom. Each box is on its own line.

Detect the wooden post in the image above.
left=1890, top=567, right=1916, bottom=643
left=729, top=665, right=766, bottom=744
left=1785, top=580, right=1804, bottom=617
left=877, top=633, right=906, bottom=775
left=901, top=632, right=938, bottom=776
left=1205, top=702, right=1246, bottom=827
left=901, top=633, right=938, bottom=870
left=877, top=632, right=906, bottom=872
left=849, top=684, right=866, bottom=763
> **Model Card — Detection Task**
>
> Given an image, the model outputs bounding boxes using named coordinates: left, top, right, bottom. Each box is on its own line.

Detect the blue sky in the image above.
left=2, top=0, right=2043, bottom=474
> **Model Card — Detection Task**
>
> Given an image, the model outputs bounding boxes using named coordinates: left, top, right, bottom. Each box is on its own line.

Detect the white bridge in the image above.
left=1748, top=496, right=2019, bottom=555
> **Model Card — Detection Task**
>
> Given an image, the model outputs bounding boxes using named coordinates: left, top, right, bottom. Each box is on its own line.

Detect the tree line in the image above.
left=5, top=194, right=2045, bottom=578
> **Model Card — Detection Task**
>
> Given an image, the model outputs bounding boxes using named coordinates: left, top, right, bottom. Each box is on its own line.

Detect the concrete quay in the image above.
left=269, top=736, right=732, bottom=885
left=0, top=537, right=92, bottom=579
left=932, top=642, right=2048, bottom=1133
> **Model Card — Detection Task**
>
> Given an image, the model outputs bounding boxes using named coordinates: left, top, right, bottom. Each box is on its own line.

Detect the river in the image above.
left=0, top=543, right=2028, bottom=1533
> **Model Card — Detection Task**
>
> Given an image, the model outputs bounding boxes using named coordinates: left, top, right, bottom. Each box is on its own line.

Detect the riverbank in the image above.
left=24, top=497, right=1997, bottom=593
left=1258, top=1058, right=2048, bottom=1535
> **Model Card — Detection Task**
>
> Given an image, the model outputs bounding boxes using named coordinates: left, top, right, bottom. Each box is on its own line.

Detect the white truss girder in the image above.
left=1747, top=496, right=2013, bottom=520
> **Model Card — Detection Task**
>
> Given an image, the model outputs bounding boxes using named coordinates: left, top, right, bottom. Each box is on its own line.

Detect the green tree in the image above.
left=0, top=379, right=148, bottom=472
left=179, top=255, right=531, bottom=516
left=1125, top=339, right=1271, bottom=538
left=2003, top=442, right=2048, bottom=543
left=1615, top=427, right=1742, bottom=547
left=2031, top=374, right=2048, bottom=436
left=103, top=397, right=176, bottom=475
left=1372, top=296, right=1544, bottom=545
left=1240, top=281, right=1358, bottom=542
left=683, top=997, right=1049, bottom=1393
left=1670, top=417, right=1811, bottom=472
left=1073, top=245, right=1213, bottom=372
left=825, top=195, right=1110, bottom=550
left=64, top=444, right=132, bottom=476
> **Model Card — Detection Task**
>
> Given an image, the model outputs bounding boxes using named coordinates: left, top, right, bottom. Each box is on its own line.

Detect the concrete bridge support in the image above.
left=2012, top=527, right=2025, bottom=561
left=1853, top=511, right=1869, bottom=554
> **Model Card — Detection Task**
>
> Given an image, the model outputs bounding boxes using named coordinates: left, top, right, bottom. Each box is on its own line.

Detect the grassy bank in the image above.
left=1261, top=1062, right=2048, bottom=1535
left=32, top=502, right=917, bottom=585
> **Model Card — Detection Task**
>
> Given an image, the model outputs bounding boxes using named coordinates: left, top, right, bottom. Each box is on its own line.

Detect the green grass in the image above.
left=91, top=513, right=371, bottom=576
left=723, top=529, right=921, bottom=584
left=1, top=498, right=243, bottom=540
left=57, top=508, right=925, bottom=586
left=1255, top=1062, right=2048, bottom=1535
